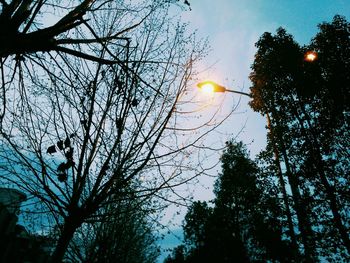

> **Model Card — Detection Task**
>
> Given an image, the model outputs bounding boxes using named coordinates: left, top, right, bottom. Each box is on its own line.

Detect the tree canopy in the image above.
left=250, top=15, right=350, bottom=260
left=166, top=141, right=293, bottom=262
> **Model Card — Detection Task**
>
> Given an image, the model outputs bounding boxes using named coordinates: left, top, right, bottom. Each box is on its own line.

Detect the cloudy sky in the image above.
left=181, top=0, right=350, bottom=156
left=179, top=0, right=350, bottom=196
left=159, top=0, right=349, bottom=261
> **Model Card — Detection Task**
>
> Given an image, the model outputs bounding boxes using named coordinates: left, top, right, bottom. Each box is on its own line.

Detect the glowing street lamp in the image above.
left=197, top=70, right=310, bottom=248
left=304, top=51, right=317, bottom=62
left=197, top=80, right=251, bottom=97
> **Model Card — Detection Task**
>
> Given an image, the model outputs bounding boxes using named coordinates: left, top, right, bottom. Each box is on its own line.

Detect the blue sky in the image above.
left=159, top=1, right=349, bottom=261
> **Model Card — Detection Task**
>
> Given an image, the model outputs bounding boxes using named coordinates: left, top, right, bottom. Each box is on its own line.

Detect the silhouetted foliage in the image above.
left=164, top=245, right=186, bottom=263
left=167, top=142, right=293, bottom=262
left=250, top=14, right=350, bottom=260
left=77, top=193, right=160, bottom=263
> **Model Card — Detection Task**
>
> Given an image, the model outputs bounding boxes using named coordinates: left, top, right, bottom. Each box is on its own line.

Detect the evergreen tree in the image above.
left=167, top=141, right=292, bottom=262
left=250, top=15, right=350, bottom=260
left=250, top=27, right=318, bottom=261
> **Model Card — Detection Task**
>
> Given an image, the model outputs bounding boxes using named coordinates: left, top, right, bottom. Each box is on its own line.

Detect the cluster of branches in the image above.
left=0, top=0, right=190, bottom=61
left=166, top=15, right=350, bottom=262
left=0, top=1, right=229, bottom=262
left=67, top=189, right=161, bottom=262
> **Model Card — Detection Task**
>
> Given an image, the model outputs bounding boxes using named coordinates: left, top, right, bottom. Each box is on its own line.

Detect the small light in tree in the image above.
left=305, top=51, right=317, bottom=62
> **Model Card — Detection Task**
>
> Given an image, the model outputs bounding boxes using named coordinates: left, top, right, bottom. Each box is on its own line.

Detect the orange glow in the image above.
left=305, top=51, right=317, bottom=62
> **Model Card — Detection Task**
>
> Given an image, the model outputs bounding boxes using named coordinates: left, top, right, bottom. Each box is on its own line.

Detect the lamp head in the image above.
left=197, top=81, right=226, bottom=94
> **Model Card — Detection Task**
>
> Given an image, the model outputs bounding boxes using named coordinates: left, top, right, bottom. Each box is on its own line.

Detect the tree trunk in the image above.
left=316, top=157, right=350, bottom=254
left=51, top=215, right=81, bottom=263
left=296, top=106, right=350, bottom=254
left=266, top=113, right=299, bottom=259
left=280, top=145, right=317, bottom=262
left=267, top=111, right=317, bottom=261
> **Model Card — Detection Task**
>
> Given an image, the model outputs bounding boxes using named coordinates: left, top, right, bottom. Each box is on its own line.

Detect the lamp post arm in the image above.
left=225, top=89, right=252, bottom=98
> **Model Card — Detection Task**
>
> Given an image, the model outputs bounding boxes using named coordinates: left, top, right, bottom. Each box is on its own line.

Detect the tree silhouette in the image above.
left=250, top=15, right=350, bottom=260
left=78, top=191, right=160, bottom=263
left=167, top=141, right=293, bottom=262
left=0, top=1, right=191, bottom=60
left=250, top=27, right=318, bottom=261
left=0, top=2, right=220, bottom=262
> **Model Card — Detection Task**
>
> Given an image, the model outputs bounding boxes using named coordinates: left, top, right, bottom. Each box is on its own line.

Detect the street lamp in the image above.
left=197, top=80, right=251, bottom=97
left=197, top=79, right=298, bottom=247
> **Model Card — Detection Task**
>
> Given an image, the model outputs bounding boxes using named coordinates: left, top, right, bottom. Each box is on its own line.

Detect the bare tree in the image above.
left=0, top=1, right=226, bottom=262
left=0, top=0, right=191, bottom=125
left=74, top=190, right=161, bottom=263
left=0, top=0, right=189, bottom=61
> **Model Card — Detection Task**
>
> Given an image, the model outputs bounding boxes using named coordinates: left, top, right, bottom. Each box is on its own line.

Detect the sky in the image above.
left=162, top=0, right=350, bottom=207
left=159, top=0, right=350, bottom=261
left=176, top=0, right=350, bottom=198
left=181, top=0, right=350, bottom=154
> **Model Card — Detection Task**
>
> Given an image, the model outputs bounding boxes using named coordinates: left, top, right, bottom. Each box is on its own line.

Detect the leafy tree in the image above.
left=213, top=141, right=292, bottom=262
left=250, top=15, right=350, bottom=260
left=183, top=201, right=211, bottom=251
left=249, top=27, right=318, bottom=261
left=301, top=15, right=350, bottom=257
left=167, top=141, right=292, bottom=263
